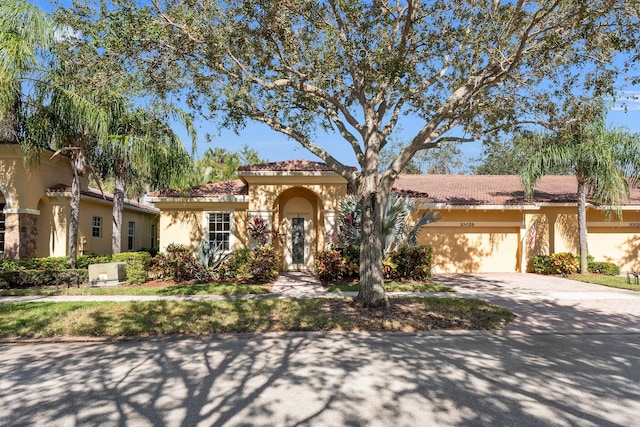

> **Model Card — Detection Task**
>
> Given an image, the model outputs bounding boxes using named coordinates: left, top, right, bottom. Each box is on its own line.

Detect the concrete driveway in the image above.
left=430, top=273, right=640, bottom=333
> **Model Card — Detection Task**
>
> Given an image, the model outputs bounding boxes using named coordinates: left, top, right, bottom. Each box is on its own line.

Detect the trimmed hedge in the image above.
left=315, top=244, right=434, bottom=283
left=112, top=252, right=152, bottom=284
left=218, top=248, right=253, bottom=279
left=528, top=253, right=620, bottom=276
left=588, top=261, right=620, bottom=276
left=0, top=269, right=88, bottom=289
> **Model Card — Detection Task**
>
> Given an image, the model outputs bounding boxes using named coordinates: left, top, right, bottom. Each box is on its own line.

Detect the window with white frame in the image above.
left=128, top=221, right=135, bottom=251
left=92, top=216, right=102, bottom=237
left=208, top=212, right=231, bottom=251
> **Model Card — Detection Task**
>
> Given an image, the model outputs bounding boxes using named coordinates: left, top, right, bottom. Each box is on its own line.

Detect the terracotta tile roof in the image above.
left=148, top=179, right=248, bottom=198
left=392, top=175, right=640, bottom=206
left=46, top=184, right=159, bottom=213
left=238, top=160, right=334, bottom=172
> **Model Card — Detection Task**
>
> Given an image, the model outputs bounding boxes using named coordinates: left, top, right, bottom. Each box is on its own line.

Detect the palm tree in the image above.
left=336, top=193, right=440, bottom=256
left=1, top=0, right=108, bottom=266
left=91, top=99, right=195, bottom=254
left=522, top=118, right=640, bottom=273
left=0, top=0, right=54, bottom=143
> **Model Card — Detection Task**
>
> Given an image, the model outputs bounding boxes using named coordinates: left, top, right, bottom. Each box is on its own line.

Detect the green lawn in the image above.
left=570, top=274, right=640, bottom=291
left=0, top=283, right=271, bottom=297
left=0, top=297, right=513, bottom=338
left=326, top=282, right=454, bottom=292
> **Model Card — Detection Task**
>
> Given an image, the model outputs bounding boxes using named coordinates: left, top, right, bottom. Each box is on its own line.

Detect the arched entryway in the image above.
left=274, top=187, right=324, bottom=272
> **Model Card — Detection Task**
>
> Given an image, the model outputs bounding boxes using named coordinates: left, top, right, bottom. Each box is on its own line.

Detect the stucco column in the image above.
left=3, top=208, right=39, bottom=260
left=322, top=210, right=338, bottom=249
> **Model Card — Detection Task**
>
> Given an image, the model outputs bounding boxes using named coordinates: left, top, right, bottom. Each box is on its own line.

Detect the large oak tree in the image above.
left=59, top=0, right=639, bottom=306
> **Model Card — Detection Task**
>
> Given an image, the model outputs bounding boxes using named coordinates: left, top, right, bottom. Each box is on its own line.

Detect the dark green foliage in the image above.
left=588, top=261, right=620, bottom=276
left=0, top=269, right=88, bottom=289
left=76, top=254, right=112, bottom=268
left=112, top=252, right=152, bottom=284
left=315, top=250, right=345, bottom=284
left=249, top=246, right=279, bottom=282
left=528, top=253, right=579, bottom=275
left=138, top=247, right=159, bottom=257
left=315, top=245, right=434, bottom=283
left=389, top=245, right=434, bottom=281
left=218, top=248, right=252, bottom=279
left=151, top=244, right=212, bottom=283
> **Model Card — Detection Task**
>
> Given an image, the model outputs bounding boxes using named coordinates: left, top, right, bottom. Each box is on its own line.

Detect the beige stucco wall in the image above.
left=0, top=145, right=88, bottom=211
left=155, top=201, right=249, bottom=253
left=36, top=194, right=159, bottom=258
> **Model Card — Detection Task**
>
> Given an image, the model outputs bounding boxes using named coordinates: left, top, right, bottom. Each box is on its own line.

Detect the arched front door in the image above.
left=281, top=195, right=316, bottom=271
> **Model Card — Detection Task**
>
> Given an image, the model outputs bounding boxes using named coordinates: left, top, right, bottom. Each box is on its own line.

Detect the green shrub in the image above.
left=0, top=269, right=87, bottom=289
left=528, top=255, right=552, bottom=274
left=588, top=261, right=620, bottom=276
left=219, top=248, right=253, bottom=279
left=151, top=244, right=212, bottom=283
left=112, top=252, right=152, bottom=284
left=528, top=253, right=580, bottom=275
left=0, top=259, right=27, bottom=271
left=249, top=245, right=279, bottom=282
left=315, top=249, right=345, bottom=283
left=390, top=245, right=433, bottom=281
left=32, top=257, right=71, bottom=270
left=76, top=254, right=112, bottom=269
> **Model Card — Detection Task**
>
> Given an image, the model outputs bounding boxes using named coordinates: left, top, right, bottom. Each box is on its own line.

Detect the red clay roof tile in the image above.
left=148, top=179, right=248, bottom=198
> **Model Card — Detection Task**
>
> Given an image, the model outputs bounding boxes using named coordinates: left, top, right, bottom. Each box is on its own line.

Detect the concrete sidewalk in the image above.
left=2, top=272, right=639, bottom=334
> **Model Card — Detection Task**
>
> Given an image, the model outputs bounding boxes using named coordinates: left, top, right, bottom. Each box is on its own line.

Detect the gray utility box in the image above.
left=88, top=262, right=127, bottom=286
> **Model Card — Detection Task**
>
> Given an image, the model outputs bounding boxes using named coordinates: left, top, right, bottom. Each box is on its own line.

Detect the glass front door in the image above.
left=291, top=217, right=305, bottom=265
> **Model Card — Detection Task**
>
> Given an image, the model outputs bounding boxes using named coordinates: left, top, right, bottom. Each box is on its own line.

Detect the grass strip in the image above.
left=0, top=297, right=512, bottom=338
left=570, top=274, right=640, bottom=291
left=0, top=283, right=271, bottom=297
left=327, top=282, right=453, bottom=292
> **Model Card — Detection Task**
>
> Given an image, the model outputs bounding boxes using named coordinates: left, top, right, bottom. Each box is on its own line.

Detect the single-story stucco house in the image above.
left=147, top=160, right=640, bottom=274
left=0, top=144, right=159, bottom=259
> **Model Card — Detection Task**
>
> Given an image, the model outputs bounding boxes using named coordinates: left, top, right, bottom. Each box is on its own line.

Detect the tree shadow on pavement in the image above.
left=1, top=304, right=639, bottom=427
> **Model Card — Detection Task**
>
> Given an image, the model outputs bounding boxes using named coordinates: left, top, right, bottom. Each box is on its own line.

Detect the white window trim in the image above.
left=205, top=211, right=235, bottom=253
left=92, top=216, right=102, bottom=238
left=128, top=221, right=135, bottom=251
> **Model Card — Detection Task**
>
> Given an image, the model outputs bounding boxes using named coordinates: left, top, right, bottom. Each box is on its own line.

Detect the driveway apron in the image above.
left=430, top=273, right=640, bottom=334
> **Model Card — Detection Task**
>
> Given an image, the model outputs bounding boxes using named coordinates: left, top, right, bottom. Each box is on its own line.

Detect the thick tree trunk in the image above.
left=355, top=175, right=388, bottom=308
left=68, top=164, right=81, bottom=268
left=112, top=173, right=125, bottom=254
left=577, top=180, right=589, bottom=274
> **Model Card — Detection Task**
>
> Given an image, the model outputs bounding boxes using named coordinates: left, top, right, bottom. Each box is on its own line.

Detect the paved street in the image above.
left=1, top=273, right=639, bottom=426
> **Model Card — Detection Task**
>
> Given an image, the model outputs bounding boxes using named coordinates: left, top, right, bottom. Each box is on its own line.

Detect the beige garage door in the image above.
left=587, top=227, right=640, bottom=272
left=419, top=227, right=521, bottom=273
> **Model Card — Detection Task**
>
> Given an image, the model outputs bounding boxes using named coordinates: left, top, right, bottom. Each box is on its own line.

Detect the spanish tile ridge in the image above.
left=238, top=159, right=334, bottom=172
left=148, top=179, right=248, bottom=198
left=392, top=174, right=577, bottom=205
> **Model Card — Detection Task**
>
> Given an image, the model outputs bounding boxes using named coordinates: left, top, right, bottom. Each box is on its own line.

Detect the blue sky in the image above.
left=38, top=0, right=640, bottom=171
left=186, top=92, right=640, bottom=169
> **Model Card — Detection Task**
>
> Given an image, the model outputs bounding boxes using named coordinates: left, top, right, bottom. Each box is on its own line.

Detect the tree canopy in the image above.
left=57, top=0, right=640, bottom=306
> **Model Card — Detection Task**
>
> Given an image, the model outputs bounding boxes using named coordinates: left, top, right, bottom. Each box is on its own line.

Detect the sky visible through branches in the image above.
left=37, top=0, right=640, bottom=170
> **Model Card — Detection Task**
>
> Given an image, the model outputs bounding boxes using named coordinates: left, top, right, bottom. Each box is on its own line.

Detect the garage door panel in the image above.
left=419, top=227, right=520, bottom=273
